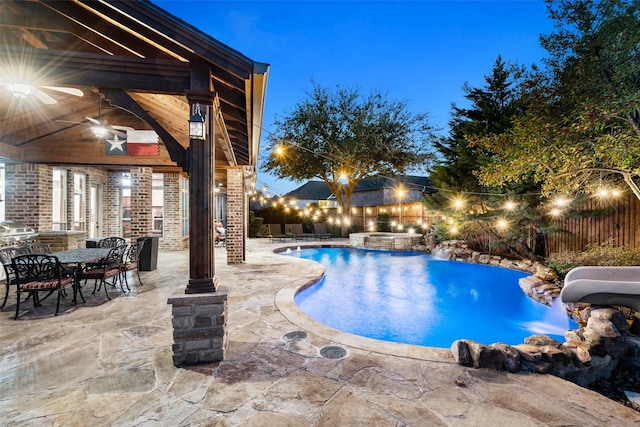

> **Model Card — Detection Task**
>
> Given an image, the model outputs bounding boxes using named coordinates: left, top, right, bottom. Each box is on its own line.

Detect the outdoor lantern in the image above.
left=188, top=102, right=206, bottom=140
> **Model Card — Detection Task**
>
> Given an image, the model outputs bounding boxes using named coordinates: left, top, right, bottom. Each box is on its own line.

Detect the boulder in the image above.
left=492, top=343, right=521, bottom=373
left=450, top=340, right=474, bottom=367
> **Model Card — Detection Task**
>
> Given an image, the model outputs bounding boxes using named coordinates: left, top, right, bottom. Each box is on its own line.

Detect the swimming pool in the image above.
left=285, top=247, right=576, bottom=348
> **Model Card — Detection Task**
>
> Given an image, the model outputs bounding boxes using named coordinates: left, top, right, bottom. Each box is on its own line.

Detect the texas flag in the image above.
left=106, top=130, right=159, bottom=156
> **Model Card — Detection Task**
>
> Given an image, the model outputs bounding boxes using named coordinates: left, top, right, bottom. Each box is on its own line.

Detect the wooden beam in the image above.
left=102, top=88, right=187, bottom=171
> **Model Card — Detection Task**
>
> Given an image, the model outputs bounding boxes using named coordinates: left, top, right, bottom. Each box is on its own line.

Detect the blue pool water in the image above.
left=285, top=247, right=577, bottom=348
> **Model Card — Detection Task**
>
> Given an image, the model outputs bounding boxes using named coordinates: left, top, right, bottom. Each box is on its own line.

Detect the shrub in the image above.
left=546, top=243, right=640, bottom=278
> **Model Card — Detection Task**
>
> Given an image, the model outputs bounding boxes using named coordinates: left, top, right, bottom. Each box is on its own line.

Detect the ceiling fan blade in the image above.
left=42, top=86, right=83, bottom=97
left=55, top=120, right=85, bottom=125
left=109, top=125, right=135, bottom=131
left=85, top=116, right=101, bottom=125
left=33, top=89, right=57, bottom=105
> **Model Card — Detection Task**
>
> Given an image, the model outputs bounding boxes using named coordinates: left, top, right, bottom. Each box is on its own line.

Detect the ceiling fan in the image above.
left=1, top=81, right=83, bottom=104
left=56, top=96, right=130, bottom=138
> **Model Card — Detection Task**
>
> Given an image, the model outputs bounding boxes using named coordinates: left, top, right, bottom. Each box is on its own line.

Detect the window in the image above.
left=181, top=177, right=189, bottom=236
left=52, top=168, right=67, bottom=230
left=72, top=173, right=86, bottom=231
left=152, top=173, right=164, bottom=238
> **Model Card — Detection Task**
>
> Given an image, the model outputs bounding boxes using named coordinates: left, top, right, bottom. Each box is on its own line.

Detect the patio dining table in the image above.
left=51, top=247, right=112, bottom=303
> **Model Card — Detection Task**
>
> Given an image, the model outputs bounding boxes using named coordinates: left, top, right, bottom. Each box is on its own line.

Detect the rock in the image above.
left=520, top=359, right=554, bottom=373
left=467, top=340, right=504, bottom=370
left=539, top=345, right=570, bottom=364
left=624, top=390, right=640, bottom=411
left=514, top=344, right=542, bottom=362
left=590, top=308, right=630, bottom=334
left=450, top=340, right=474, bottom=367
left=524, top=335, right=561, bottom=347
left=492, top=343, right=521, bottom=373
left=478, top=254, right=492, bottom=264
left=534, top=262, right=558, bottom=281
left=564, top=328, right=585, bottom=342
left=586, top=317, right=621, bottom=338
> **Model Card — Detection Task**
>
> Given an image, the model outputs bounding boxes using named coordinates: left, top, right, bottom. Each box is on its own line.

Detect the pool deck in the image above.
left=0, top=238, right=639, bottom=425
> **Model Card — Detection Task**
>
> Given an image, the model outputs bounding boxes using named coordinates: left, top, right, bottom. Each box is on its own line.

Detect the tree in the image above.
left=262, top=82, right=435, bottom=211
left=426, top=56, right=525, bottom=210
left=470, top=0, right=640, bottom=201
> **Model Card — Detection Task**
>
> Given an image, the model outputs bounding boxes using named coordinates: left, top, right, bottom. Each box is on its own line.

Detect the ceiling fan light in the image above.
left=7, top=84, right=32, bottom=98
left=91, top=125, right=108, bottom=138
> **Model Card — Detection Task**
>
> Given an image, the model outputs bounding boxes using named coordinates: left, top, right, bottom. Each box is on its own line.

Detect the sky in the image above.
left=155, top=1, right=554, bottom=196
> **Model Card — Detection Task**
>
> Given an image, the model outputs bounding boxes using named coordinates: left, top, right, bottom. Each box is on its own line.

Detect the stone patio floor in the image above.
left=0, top=238, right=639, bottom=426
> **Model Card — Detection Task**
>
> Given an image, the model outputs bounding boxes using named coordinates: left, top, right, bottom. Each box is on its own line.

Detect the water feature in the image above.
left=285, top=247, right=577, bottom=348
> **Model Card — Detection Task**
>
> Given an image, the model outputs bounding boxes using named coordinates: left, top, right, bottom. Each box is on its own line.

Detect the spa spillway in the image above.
left=349, top=232, right=423, bottom=250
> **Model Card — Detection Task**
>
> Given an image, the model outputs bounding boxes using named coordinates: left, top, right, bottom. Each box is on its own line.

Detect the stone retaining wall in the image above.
left=424, top=240, right=640, bottom=386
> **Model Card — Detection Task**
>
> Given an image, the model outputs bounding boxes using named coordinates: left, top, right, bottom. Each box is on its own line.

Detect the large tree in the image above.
left=262, top=82, right=435, bottom=210
left=470, top=0, right=640, bottom=201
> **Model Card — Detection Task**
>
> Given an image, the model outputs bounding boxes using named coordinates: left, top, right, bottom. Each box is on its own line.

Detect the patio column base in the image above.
left=185, top=277, right=218, bottom=294
left=167, top=285, right=228, bottom=366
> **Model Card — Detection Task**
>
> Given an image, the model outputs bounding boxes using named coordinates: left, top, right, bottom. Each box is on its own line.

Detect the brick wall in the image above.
left=226, top=168, right=244, bottom=263
left=5, top=164, right=53, bottom=231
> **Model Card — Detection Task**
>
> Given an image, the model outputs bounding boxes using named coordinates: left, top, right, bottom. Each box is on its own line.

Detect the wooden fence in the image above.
left=547, top=193, right=640, bottom=254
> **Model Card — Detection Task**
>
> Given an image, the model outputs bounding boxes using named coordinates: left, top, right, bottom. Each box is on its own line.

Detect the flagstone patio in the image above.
left=0, top=239, right=638, bottom=426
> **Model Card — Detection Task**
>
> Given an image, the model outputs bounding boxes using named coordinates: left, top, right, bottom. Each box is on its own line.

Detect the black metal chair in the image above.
left=78, top=244, right=127, bottom=299
left=120, top=241, right=144, bottom=290
left=0, top=246, right=29, bottom=309
left=97, top=237, right=126, bottom=248
left=11, top=254, right=73, bottom=319
left=27, top=242, right=52, bottom=254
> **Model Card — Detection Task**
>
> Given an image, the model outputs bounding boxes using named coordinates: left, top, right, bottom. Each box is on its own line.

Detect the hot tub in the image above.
left=349, top=232, right=423, bottom=250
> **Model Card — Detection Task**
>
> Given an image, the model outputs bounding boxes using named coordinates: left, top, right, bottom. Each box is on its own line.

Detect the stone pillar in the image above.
left=5, top=163, right=53, bottom=231
left=226, top=167, right=244, bottom=264
left=130, top=167, right=153, bottom=241
left=167, top=288, right=228, bottom=365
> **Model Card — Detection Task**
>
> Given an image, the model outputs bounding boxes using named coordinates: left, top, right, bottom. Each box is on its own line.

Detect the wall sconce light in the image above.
left=188, top=103, right=206, bottom=140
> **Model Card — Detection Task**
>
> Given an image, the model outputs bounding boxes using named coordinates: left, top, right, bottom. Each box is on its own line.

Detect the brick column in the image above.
left=5, top=163, right=53, bottom=231
left=103, top=172, right=122, bottom=237
left=226, top=168, right=244, bottom=264
left=130, top=167, right=153, bottom=240
left=160, top=173, right=188, bottom=250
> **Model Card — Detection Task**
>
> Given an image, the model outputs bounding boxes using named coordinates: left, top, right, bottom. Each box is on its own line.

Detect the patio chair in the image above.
left=267, top=224, right=288, bottom=242
left=120, top=241, right=144, bottom=290
left=27, top=242, right=52, bottom=254
left=78, top=244, right=127, bottom=300
left=287, top=223, right=317, bottom=241
left=97, top=236, right=126, bottom=248
left=0, top=246, right=29, bottom=309
left=313, top=223, right=333, bottom=240
left=215, top=222, right=226, bottom=246
left=11, top=254, right=74, bottom=319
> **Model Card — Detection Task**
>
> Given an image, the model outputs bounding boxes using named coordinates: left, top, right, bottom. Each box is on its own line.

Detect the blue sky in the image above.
left=155, top=1, right=553, bottom=195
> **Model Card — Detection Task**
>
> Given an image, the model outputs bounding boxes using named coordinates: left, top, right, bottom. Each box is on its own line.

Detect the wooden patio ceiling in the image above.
left=0, top=0, right=269, bottom=184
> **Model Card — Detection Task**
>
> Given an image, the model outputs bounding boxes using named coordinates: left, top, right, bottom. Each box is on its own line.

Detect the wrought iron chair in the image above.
left=120, top=241, right=144, bottom=290
left=97, top=237, right=126, bottom=248
left=0, top=246, right=29, bottom=309
left=11, top=254, right=73, bottom=319
left=27, top=242, right=52, bottom=254
left=78, top=244, right=127, bottom=300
